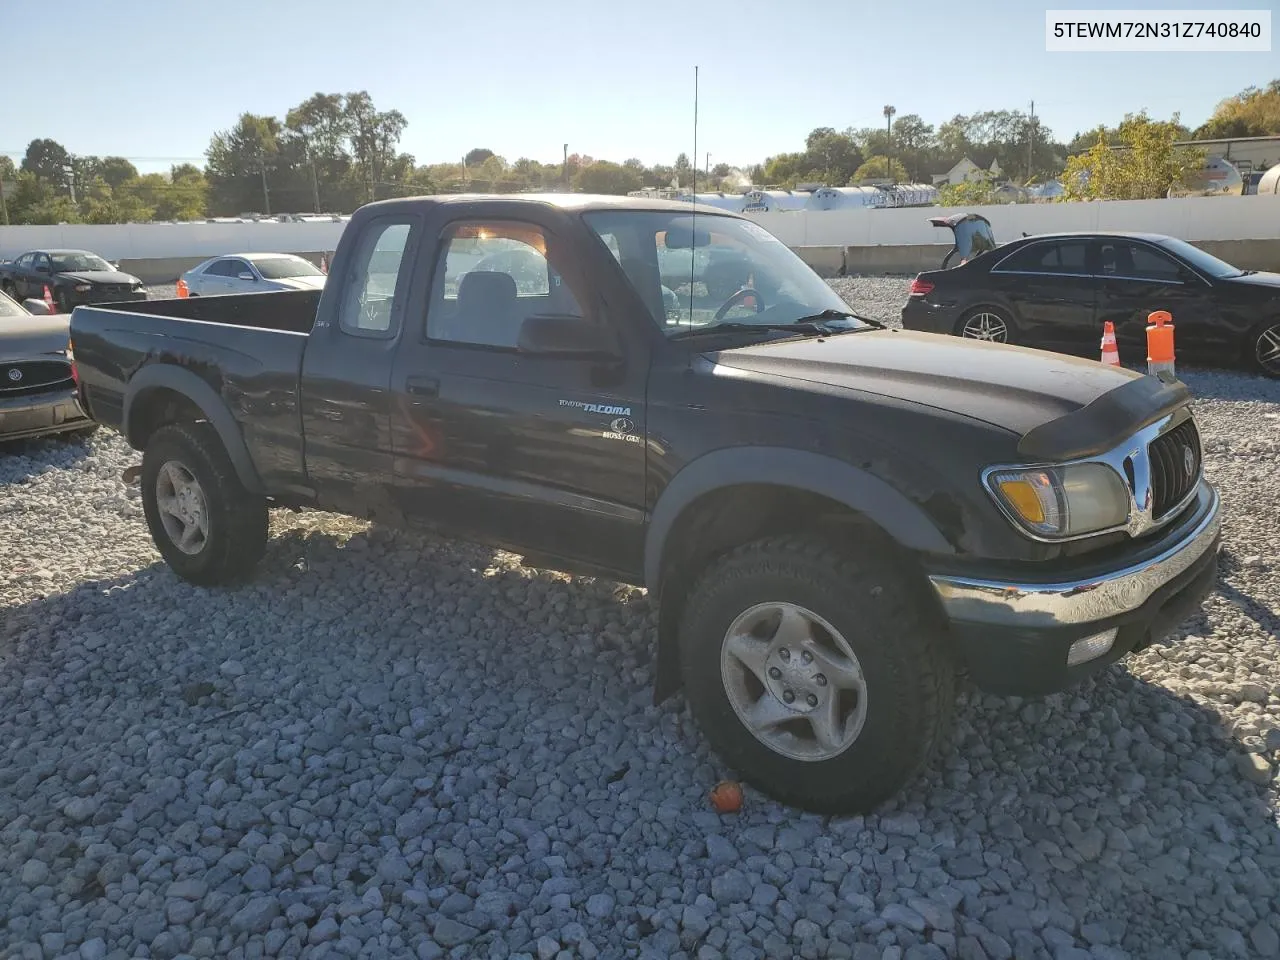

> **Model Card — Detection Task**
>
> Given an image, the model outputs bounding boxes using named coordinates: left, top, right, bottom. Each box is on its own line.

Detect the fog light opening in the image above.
left=1067, top=628, right=1119, bottom=667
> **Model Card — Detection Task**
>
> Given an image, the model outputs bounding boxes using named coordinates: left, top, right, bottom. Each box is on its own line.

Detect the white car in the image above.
left=180, top=253, right=327, bottom=296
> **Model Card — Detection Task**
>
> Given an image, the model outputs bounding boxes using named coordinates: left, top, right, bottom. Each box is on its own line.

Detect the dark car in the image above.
left=0, top=248, right=148, bottom=313
left=902, top=230, right=1280, bottom=377
left=69, top=194, right=1221, bottom=814
left=0, top=289, right=95, bottom=442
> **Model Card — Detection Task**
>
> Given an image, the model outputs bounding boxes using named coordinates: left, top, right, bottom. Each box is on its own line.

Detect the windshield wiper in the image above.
left=668, top=321, right=831, bottom=340
left=789, top=308, right=886, bottom=330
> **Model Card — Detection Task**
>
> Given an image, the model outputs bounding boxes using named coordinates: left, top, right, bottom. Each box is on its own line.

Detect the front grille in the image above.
left=1148, top=418, right=1201, bottom=520
left=90, top=284, right=135, bottom=299
left=0, top=359, right=74, bottom=397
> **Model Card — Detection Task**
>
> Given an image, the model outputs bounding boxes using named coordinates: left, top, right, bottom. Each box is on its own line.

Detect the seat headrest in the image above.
left=458, top=270, right=518, bottom=308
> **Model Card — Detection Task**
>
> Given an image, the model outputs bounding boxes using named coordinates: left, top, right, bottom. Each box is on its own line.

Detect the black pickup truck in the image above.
left=68, top=194, right=1223, bottom=813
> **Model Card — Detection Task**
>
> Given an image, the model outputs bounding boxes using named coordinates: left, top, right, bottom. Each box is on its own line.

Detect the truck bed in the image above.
left=118, top=288, right=322, bottom=333
left=70, top=290, right=322, bottom=495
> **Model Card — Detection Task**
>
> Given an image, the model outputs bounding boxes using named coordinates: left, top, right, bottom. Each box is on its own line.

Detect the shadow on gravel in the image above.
left=3, top=522, right=1277, bottom=958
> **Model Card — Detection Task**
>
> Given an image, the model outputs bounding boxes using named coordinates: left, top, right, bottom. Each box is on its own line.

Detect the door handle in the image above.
left=406, top=376, right=439, bottom=397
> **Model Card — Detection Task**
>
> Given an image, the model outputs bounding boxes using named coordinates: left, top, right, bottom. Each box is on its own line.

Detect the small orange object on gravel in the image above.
left=710, top=780, right=743, bottom=813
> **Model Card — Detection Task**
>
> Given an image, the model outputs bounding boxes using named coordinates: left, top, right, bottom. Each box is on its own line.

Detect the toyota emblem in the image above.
left=610, top=417, right=634, bottom=434
left=6, top=368, right=21, bottom=382
left=1182, top=444, right=1195, bottom=477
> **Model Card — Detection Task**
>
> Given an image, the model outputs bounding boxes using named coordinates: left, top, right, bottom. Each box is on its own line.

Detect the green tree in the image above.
left=573, top=160, right=642, bottom=195
left=21, top=138, right=72, bottom=183
left=939, top=176, right=998, bottom=206
left=888, top=114, right=935, bottom=182
left=852, top=156, right=907, bottom=183
left=803, top=127, right=863, bottom=185
left=464, top=147, right=496, bottom=167
left=1062, top=112, right=1204, bottom=200
left=206, top=112, right=286, bottom=214
left=1196, top=80, right=1280, bottom=138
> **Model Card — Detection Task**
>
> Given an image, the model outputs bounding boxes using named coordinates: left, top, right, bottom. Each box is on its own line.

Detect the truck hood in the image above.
left=708, top=328, right=1157, bottom=441
left=0, top=313, right=71, bottom=359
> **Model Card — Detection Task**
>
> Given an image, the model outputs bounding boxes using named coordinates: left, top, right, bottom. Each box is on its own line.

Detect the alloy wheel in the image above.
left=961, top=312, right=1008, bottom=342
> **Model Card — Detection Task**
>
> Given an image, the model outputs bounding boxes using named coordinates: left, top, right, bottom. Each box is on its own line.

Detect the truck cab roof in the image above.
left=356, top=192, right=743, bottom=219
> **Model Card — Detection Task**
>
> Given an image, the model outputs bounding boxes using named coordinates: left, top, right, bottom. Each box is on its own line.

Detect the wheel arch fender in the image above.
left=123, top=364, right=264, bottom=494
left=644, top=446, right=955, bottom=594
left=644, top=447, right=956, bottom=705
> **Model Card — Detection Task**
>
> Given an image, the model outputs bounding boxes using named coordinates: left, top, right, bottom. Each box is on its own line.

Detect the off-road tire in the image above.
left=678, top=535, right=955, bottom=814
left=141, top=422, right=268, bottom=586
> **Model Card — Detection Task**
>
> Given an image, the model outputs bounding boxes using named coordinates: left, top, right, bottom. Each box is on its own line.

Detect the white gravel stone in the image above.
left=1, top=278, right=1278, bottom=958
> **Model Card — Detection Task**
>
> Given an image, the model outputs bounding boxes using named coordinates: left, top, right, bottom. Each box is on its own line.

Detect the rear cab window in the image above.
left=338, top=220, right=415, bottom=338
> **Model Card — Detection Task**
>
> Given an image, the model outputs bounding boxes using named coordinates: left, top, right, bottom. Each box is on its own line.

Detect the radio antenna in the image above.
left=688, top=64, right=698, bottom=332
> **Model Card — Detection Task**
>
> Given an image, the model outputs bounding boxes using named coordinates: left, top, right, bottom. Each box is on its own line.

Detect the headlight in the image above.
left=75, top=284, right=92, bottom=292
left=986, top=462, right=1130, bottom=539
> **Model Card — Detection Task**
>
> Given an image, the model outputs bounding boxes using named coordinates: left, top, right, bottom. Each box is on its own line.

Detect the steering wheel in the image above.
left=714, top=287, right=765, bottom=323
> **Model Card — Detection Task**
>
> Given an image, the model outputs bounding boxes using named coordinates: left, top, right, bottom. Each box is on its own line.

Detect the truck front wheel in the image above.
left=678, top=535, right=955, bottom=814
left=140, top=422, right=268, bottom=586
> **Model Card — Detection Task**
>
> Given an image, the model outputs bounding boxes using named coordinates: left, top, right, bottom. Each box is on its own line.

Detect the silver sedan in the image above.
left=180, top=253, right=327, bottom=296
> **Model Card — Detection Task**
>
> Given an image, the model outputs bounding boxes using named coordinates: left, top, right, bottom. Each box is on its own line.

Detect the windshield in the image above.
left=582, top=210, right=863, bottom=336
left=0, top=290, right=27, bottom=317
left=1155, top=237, right=1245, bottom=278
left=51, top=253, right=112, bottom=273
left=253, top=256, right=325, bottom=279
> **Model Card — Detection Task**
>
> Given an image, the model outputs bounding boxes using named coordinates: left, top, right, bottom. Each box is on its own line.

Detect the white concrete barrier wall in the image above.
left=2, top=195, right=1279, bottom=259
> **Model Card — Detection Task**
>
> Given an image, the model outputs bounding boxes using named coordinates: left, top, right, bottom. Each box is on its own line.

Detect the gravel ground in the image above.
left=2, top=277, right=1279, bottom=960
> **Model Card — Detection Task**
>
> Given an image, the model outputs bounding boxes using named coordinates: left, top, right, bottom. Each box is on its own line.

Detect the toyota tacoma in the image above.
left=67, top=194, right=1222, bottom=813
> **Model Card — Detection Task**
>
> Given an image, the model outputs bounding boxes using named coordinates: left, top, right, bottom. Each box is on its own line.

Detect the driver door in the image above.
left=388, top=214, right=650, bottom=577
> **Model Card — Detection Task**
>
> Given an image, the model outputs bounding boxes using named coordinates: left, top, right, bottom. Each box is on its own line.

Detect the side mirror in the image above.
left=238, top=272, right=256, bottom=282
left=517, top=314, right=621, bottom=360
left=23, top=298, right=51, bottom=315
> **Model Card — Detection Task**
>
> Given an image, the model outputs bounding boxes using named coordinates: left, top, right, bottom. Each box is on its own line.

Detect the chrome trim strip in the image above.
left=930, top=482, right=1220, bottom=629
left=982, top=407, right=1202, bottom=543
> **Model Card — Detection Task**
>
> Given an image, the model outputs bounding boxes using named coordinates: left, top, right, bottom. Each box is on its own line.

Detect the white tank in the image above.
left=1255, top=163, right=1280, bottom=195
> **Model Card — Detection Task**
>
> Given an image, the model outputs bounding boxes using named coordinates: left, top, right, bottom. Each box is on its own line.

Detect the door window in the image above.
left=15, top=254, right=33, bottom=269
left=338, top=220, right=414, bottom=338
left=426, top=220, right=588, bottom=349
left=1127, top=243, right=1184, bottom=282
left=995, top=240, right=1088, bottom=275
left=203, top=259, right=234, bottom=277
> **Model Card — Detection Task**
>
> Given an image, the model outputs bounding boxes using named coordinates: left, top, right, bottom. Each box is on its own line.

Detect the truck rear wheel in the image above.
left=677, top=535, right=954, bottom=814
left=140, top=422, right=268, bottom=586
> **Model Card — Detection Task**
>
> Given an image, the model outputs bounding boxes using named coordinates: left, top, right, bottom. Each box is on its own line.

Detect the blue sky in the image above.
left=1, top=0, right=1273, bottom=175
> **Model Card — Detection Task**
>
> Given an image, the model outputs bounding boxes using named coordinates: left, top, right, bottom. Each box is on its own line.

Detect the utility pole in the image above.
left=706, top=152, right=710, bottom=187
left=0, top=174, right=8, bottom=226
left=258, top=149, right=271, bottom=216
left=883, top=105, right=896, bottom=181
left=1027, top=100, right=1036, bottom=184
left=305, top=144, right=321, bottom=213
left=64, top=163, right=77, bottom=205
left=563, top=143, right=569, bottom=192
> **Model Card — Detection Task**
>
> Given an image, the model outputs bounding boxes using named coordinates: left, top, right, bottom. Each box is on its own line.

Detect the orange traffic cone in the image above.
left=1147, top=311, right=1175, bottom=382
left=1100, top=321, right=1120, bottom=366
left=176, top=278, right=189, bottom=299
left=43, top=284, right=55, bottom=312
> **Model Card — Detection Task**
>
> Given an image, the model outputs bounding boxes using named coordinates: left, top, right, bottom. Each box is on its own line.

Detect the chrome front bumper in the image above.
left=929, top=481, right=1221, bottom=629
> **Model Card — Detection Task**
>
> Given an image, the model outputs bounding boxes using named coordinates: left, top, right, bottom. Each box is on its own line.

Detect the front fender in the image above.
left=644, top=446, right=957, bottom=705
left=123, top=364, right=264, bottom=494
left=644, top=445, right=955, bottom=593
